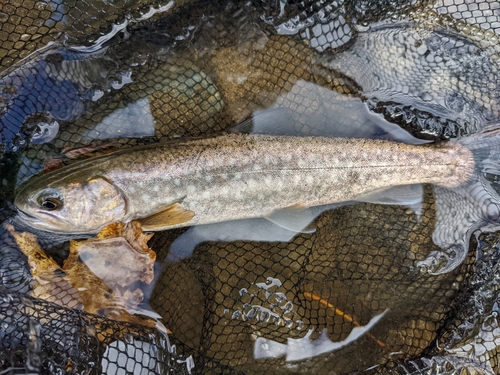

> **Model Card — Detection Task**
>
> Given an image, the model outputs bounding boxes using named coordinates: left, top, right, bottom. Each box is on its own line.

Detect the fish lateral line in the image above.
left=160, top=163, right=470, bottom=179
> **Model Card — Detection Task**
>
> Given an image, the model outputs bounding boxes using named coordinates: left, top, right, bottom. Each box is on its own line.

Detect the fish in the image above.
left=12, top=112, right=500, bottom=230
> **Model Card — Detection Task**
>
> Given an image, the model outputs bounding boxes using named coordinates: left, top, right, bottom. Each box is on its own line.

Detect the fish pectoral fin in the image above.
left=357, top=185, right=423, bottom=217
left=265, top=203, right=316, bottom=233
left=138, top=203, right=195, bottom=230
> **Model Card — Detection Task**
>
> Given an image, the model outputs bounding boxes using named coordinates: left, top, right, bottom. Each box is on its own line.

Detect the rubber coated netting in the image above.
left=1, top=0, right=500, bottom=374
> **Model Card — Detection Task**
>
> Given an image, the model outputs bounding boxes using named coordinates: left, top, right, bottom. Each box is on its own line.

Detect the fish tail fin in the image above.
left=459, top=127, right=500, bottom=176
left=419, top=128, right=500, bottom=274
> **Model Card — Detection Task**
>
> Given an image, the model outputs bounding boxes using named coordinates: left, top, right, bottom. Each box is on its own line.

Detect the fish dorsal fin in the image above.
left=265, top=203, right=316, bottom=233
left=231, top=82, right=430, bottom=145
left=138, top=203, right=195, bottom=231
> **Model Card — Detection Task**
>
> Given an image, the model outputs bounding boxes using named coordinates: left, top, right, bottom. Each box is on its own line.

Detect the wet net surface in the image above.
left=1, top=0, right=500, bottom=374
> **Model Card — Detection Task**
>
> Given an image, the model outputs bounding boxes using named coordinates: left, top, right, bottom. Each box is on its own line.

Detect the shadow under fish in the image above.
left=11, top=104, right=500, bottom=275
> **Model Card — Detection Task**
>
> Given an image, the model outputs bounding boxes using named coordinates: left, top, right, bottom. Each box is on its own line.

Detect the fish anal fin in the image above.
left=357, top=185, right=423, bottom=206
left=138, top=203, right=195, bottom=231
left=265, top=203, right=316, bottom=233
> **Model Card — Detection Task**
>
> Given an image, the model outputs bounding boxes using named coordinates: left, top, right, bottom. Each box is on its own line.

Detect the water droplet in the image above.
left=260, top=311, right=269, bottom=322
left=231, top=310, right=242, bottom=319
left=35, top=2, right=48, bottom=10
left=1, top=293, right=13, bottom=303
left=274, top=292, right=286, bottom=303
left=245, top=308, right=256, bottom=320
left=418, top=92, right=433, bottom=102
left=445, top=94, right=465, bottom=113
left=267, top=277, right=282, bottom=287
left=91, top=89, right=104, bottom=101
left=26, top=319, right=42, bottom=371
left=283, top=301, right=293, bottom=312
left=30, top=121, right=60, bottom=144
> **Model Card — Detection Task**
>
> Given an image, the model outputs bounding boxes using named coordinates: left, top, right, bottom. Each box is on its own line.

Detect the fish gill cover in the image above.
left=0, top=0, right=500, bottom=374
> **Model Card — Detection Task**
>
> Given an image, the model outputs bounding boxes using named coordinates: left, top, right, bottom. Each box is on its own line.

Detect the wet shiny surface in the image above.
left=1, top=1, right=500, bottom=374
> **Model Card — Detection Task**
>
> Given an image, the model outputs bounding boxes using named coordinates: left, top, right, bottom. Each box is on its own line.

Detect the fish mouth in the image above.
left=16, top=209, right=50, bottom=227
left=16, top=208, right=39, bottom=223
left=16, top=208, right=100, bottom=235
left=15, top=209, right=70, bottom=234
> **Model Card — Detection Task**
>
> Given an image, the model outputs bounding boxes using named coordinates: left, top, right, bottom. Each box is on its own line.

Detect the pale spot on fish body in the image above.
left=247, top=179, right=258, bottom=190
left=295, top=159, right=306, bottom=168
left=141, top=192, right=152, bottom=203
left=263, top=176, right=273, bottom=186
left=200, top=190, right=211, bottom=200
left=293, top=174, right=302, bottom=185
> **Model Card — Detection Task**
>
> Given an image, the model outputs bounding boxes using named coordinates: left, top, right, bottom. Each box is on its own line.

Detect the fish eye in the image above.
left=36, top=189, right=63, bottom=211
left=40, top=197, right=62, bottom=210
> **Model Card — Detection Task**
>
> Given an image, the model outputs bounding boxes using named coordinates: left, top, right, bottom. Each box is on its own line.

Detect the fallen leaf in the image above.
left=68, top=221, right=156, bottom=288
left=43, top=157, right=65, bottom=173
left=6, top=224, right=84, bottom=309
left=6, top=222, right=162, bottom=330
left=43, top=144, right=121, bottom=174
left=62, top=143, right=119, bottom=159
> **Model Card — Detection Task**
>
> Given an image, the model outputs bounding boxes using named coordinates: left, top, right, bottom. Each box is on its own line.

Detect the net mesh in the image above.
left=1, top=0, right=500, bottom=374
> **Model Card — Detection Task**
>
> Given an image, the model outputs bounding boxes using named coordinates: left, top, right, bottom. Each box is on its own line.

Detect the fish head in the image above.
left=15, top=175, right=127, bottom=234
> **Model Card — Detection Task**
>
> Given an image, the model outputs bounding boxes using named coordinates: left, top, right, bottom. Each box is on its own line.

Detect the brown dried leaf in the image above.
left=68, top=221, right=156, bottom=287
left=97, top=221, right=154, bottom=252
left=43, top=144, right=121, bottom=174
left=6, top=222, right=161, bottom=329
left=43, top=157, right=64, bottom=173
left=62, top=143, right=118, bottom=159
left=6, top=224, right=83, bottom=309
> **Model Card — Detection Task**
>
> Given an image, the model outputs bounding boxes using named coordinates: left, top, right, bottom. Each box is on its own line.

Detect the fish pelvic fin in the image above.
left=265, top=203, right=317, bottom=233
left=137, top=203, right=195, bottom=231
left=419, top=128, right=500, bottom=274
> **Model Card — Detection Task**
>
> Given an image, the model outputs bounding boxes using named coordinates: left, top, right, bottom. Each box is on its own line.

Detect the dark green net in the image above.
left=1, top=0, right=500, bottom=374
